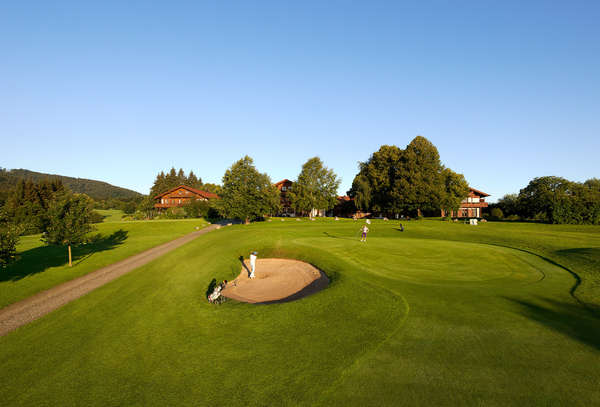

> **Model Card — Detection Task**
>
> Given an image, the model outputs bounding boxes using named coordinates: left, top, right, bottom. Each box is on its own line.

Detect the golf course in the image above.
left=0, top=218, right=598, bottom=406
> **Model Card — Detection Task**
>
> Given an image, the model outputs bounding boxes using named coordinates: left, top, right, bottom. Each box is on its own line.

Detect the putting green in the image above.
left=293, top=236, right=549, bottom=284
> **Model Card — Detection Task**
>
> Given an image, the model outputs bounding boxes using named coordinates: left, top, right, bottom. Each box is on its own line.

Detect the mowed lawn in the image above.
left=95, top=209, right=126, bottom=222
left=1, top=220, right=599, bottom=406
left=0, top=219, right=207, bottom=308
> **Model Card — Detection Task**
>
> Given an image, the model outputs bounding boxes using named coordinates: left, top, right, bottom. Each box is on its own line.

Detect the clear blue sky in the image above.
left=2, top=1, right=598, bottom=201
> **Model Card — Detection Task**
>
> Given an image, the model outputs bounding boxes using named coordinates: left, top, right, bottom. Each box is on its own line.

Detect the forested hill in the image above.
left=0, top=168, right=142, bottom=202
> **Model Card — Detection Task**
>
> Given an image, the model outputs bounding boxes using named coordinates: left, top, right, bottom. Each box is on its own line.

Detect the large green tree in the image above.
left=288, top=157, right=340, bottom=217
left=517, top=176, right=600, bottom=224
left=219, top=156, right=280, bottom=223
left=42, top=192, right=96, bottom=267
left=439, top=168, right=470, bottom=216
left=4, top=178, right=66, bottom=234
left=348, top=136, right=455, bottom=216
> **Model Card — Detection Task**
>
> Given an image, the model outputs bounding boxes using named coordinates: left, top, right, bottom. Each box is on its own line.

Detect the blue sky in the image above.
left=2, top=1, right=598, bottom=201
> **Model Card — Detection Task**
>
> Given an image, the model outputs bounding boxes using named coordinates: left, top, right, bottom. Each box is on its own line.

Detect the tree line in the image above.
left=143, top=137, right=471, bottom=222
left=490, top=176, right=600, bottom=224
left=1, top=179, right=96, bottom=267
left=0, top=168, right=142, bottom=205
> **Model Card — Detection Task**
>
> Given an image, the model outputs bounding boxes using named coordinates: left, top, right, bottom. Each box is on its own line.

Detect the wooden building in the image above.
left=441, top=187, right=489, bottom=218
left=154, top=185, right=219, bottom=210
left=274, top=179, right=295, bottom=216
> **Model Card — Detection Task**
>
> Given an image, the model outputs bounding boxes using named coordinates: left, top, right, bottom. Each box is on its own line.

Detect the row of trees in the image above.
left=348, top=136, right=469, bottom=217
left=217, top=156, right=342, bottom=222
left=491, top=177, right=600, bottom=224
left=149, top=167, right=223, bottom=199
left=1, top=181, right=96, bottom=267
left=2, top=179, right=68, bottom=234
left=145, top=137, right=468, bottom=222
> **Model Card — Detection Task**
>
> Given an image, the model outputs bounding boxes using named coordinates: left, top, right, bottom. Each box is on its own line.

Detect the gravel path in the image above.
left=0, top=224, right=219, bottom=337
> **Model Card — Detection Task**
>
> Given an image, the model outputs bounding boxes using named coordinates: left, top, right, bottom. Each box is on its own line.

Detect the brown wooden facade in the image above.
left=274, top=179, right=294, bottom=215
left=154, top=185, right=219, bottom=210
left=441, top=187, right=489, bottom=218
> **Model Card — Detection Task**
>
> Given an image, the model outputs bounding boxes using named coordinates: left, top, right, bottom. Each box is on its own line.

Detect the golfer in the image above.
left=250, top=251, right=257, bottom=279
left=360, top=225, right=369, bottom=242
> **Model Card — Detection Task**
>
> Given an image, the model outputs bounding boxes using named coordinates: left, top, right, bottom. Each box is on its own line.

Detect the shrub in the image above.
left=0, top=223, right=24, bottom=267
left=490, top=208, right=504, bottom=219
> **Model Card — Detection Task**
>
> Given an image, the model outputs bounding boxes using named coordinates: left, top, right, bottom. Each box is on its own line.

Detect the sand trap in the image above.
left=221, top=258, right=329, bottom=304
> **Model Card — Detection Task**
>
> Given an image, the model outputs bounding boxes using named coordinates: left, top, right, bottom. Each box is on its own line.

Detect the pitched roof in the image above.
left=153, top=185, right=219, bottom=200
left=274, top=179, right=292, bottom=186
left=337, top=195, right=353, bottom=201
left=469, top=187, right=490, bottom=197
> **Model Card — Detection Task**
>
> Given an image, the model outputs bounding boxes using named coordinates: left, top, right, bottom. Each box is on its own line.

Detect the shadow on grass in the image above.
left=323, top=231, right=359, bottom=241
left=1, top=230, right=128, bottom=282
left=554, top=247, right=600, bottom=271
left=506, top=296, right=600, bottom=351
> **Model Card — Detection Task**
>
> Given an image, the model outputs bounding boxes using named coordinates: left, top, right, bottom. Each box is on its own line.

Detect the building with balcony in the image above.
left=441, top=187, right=489, bottom=218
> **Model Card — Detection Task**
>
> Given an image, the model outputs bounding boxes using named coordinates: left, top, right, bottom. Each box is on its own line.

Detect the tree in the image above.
left=288, top=157, right=341, bottom=217
left=517, top=176, right=573, bottom=223
left=136, top=195, right=156, bottom=219
left=4, top=178, right=66, bottom=234
left=349, top=173, right=371, bottom=212
left=439, top=168, right=469, bottom=216
left=149, top=168, right=207, bottom=198
left=495, top=194, right=520, bottom=217
left=42, top=193, right=96, bottom=267
left=348, top=145, right=403, bottom=214
left=349, top=136, right=451, bottom=216
left=219, top=156, right=280, bottom=223
left=183, top=198, right=211, bottom=218
left=0, top=210, right=24, bottom=268
left=397, top=136, right=445, bottom=215
left=187, top=171, right=203, bottom=189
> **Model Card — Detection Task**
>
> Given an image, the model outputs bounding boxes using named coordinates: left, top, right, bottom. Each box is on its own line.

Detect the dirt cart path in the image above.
left=0, top=224, right=219, bottom=337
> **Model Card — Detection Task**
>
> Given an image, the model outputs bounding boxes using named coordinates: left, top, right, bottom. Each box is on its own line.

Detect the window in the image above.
left=281, top=186, right=286, bottom=191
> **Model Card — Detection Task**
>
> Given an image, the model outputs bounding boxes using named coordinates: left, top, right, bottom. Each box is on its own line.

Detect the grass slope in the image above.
left=0, top=219, right=207, bottom=308
left=95, top=209, right=126, bottom=222
left=0, top=219, right=599, bottom=406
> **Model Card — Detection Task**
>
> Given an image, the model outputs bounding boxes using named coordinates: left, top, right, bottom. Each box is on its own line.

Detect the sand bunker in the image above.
left=221, top=258, right=329, bottom=304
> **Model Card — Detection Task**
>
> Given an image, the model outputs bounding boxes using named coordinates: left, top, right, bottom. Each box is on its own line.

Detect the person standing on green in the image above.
left=360, top=225, right=369, bottom=242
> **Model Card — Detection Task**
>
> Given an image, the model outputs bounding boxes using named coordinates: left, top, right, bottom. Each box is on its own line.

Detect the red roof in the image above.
left=153, top=185, right=219, bottom=200
left=274, top=179, right=292, bottom=186
left=337, top=195, right=353, bottom=201
left=469, top=187, right=490, bottom=197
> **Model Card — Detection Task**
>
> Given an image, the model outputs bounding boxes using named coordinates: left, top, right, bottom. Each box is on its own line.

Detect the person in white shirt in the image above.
left=249, top=251, right=257, bottom=279
left=360, top=225, right=369, bottom=242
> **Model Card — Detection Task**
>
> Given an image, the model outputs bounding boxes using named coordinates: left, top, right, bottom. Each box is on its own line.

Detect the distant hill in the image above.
left=0, top=168, right=143, bottom=203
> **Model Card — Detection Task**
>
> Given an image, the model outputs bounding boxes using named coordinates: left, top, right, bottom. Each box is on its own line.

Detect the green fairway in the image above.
left=1, top=220, right=599, bottom=405
left=0, top=219, right=207, bottom=308
left=95, top=209, right=126, bottom=222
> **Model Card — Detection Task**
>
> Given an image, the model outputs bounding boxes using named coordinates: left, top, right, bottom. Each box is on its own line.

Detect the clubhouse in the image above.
left=441, top=187, right=489, bottom=219
left=154, top=185, right=219, bottom=210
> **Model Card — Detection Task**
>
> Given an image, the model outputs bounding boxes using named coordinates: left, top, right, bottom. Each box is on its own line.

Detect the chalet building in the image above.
left=274, top=179, right=295, bottom=216
left=154, top=185, right=219, bottom=210
left=441, top=187, right=489, bottom=218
